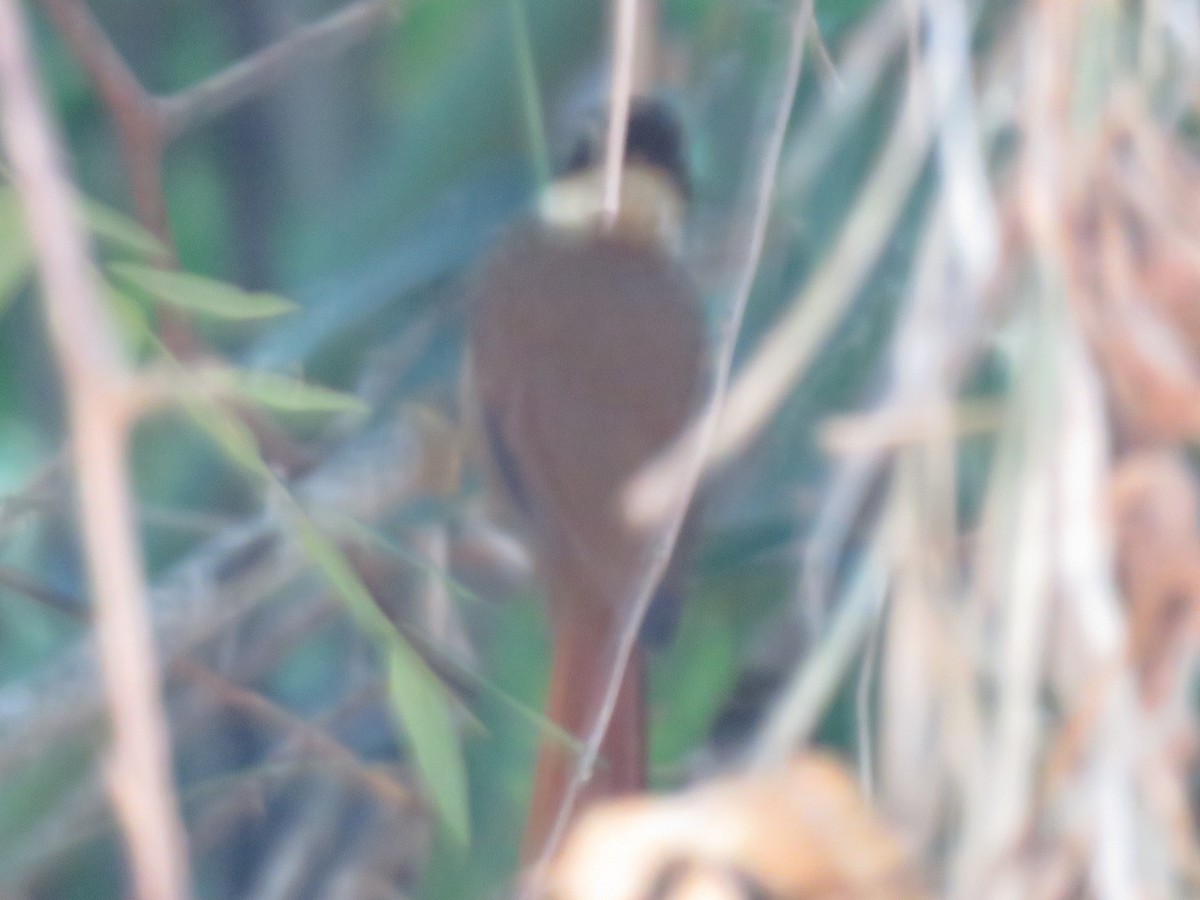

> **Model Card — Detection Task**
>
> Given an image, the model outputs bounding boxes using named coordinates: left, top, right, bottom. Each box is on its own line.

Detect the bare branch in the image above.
left=37, top=0, right=171, bottom=246
left=35, top=0, right=146, bottom=119
left=601, top=0, right=638, bottom=226
left=175, top=660, right=415, bottom=810
left=35, top=0, right=402, bottom=354
left=0, top=562, right=411, bottom=813
left=525, top=0, right=816, bottom=886
left=0, top=564, right=82, bottom=619
left=0, top=2, right=189, bottom=897
left=0, top=413, right=432, bottom=778
left=159, top=0, right=400, bottom=139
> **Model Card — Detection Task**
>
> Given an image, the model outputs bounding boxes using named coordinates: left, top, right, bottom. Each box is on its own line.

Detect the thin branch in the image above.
left=807, top=3, right=844, bottom=94
left=159, top=0, right=400, bottom=139
left=38, top=0, right=171, bottom=246
left=174, top=660, right=414, bottom=810
left=777, top=0, right=908, bottom=198
left=36, top=0, right=401, bottom=353
left=3, top=767, right=109, bottom=889
left=750, top=533, right=889, bottom=767
left=855, top=590, right=884, bottom=798
left=524, top=0, right=815, bottom=886
left=601, top=0, right=639, bottom=226
left=34, top=0, right=146, bottom=120
left=247, top=784, right=344, bottom=900
left=0, top=411, right=434, bottom=779
left=0, top=564, right=411, bottom=813
left=0, top=2, right=189, bottom=897
left=0, top=453, right=68, bottom=541
left=708, top=44, right=936, bottom=468
left=0, top=564, right=82, bottom=619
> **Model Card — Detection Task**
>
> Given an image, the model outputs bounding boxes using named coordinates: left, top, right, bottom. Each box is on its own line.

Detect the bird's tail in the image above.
left=521, top=612, right=645, bottom=864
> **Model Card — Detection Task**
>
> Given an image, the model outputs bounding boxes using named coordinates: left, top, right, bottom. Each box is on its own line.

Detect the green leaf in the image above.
left=387, top=644, right=470, bottom=846
left=291, top=510, right=469, bottom=845
left=218, top=369, right=369, bottom=417
left=82, top=201, right=164, bottom=258
left=291, top=510, right=393, bottom=636
left=184, top=399, right=271, bottom=480
left=0, top=185, right=32, bottom=318
left=329, top=514, right=484, bottom=608
left=320, top=511, right=568, bottom=747
left=102, top=280, right=153, bottom=356
left=110, top=262, right=296, bottom=321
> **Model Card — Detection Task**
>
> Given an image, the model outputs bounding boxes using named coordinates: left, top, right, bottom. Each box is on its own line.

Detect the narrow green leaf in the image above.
left=317, top=511, right=572, bottom=749
left=388, top=644, right=470, bottom=846
left=82, top=201, right=164, bottom=258
left=185, top=400, right=271, bottom=480
left=110, top=262, right=296, bottom=321
left=0, top=185, right=32, bottom=318
left=102, top=280, right=153, bottom=356
left=291, top=511, right=469, bottom=845
left=218, top=369, right=369, bottom=417
left=329, top=513, right=484, bottom=607
left=291, top=511, right=392, bottom=637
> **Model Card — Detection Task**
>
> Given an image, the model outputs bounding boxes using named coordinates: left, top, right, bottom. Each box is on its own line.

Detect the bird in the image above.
left=465, top=96, right=709, bottom=863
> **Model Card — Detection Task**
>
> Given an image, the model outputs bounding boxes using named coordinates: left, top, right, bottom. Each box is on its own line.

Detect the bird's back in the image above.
left=468, top=223, right=707, bottom=620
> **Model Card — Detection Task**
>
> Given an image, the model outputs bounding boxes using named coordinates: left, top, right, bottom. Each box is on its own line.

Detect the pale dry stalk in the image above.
left=0, top=2, right=190, bottom=897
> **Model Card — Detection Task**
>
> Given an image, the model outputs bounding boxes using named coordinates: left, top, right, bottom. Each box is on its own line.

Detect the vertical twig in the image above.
left=36, top=0, right=171, bottom=244
left=750, top=532, right=888, bottom=767
left=710, top=53, right=934, bottom=467
left=0, top=3, right=190, bottom=898
left=601, top=0, right=638, bottom=226
left=526, top=0, right=815, bottom=887
left=855, top=595, right=883, bottom=797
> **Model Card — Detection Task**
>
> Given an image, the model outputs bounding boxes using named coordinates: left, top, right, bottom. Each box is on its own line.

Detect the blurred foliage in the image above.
left=0, top=0, right=925, bottom=897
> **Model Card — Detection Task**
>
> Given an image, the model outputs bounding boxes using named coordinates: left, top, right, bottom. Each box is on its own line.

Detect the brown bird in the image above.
left=466, top=97, right=708, bottom=863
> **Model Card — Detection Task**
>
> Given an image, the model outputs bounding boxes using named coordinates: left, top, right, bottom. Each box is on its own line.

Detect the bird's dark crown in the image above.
left=563, top=97, right=689, bottom=198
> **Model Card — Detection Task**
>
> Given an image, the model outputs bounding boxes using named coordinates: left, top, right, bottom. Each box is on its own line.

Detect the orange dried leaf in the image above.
left=538, top=755, right=925, bottom=900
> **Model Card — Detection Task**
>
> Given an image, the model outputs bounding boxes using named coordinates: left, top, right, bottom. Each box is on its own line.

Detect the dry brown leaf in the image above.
left=1062, top=117, right=1200, bottom=444
left=1111, top=452, right=1200, bottom=705
left=534, top=755, right=926, bottom=900
left=1091, top=307, right=1200, bottom=443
